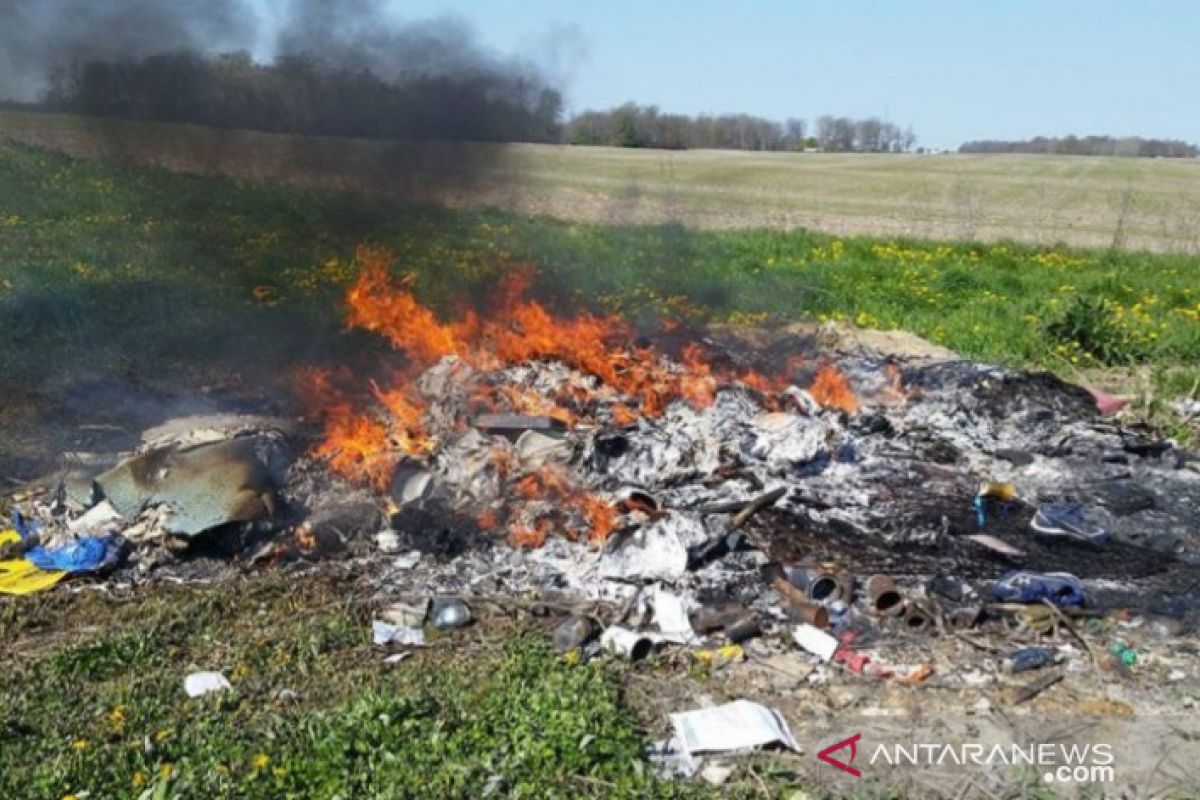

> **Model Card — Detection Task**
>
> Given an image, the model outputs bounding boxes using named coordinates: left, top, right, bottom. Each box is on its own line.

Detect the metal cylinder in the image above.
left=786, top=566, right=845, bottom=602
left=689, top=600, right=748, bottom=634
left=769, top=572, right=832, bottom=628
left=431, top=597, right=472, bottom=630
left=865, top=575, right=905, bottom=617
left=723, top=615, right=761, bottom=643
left=600, top=626, right=653, bottom=660
left=787, top=600, right=830, bottom=629
left=902, top=602, right=934, bottom=633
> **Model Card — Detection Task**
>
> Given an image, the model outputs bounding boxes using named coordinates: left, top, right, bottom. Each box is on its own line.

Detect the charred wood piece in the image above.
left=730, top=487, right=787, bottom=530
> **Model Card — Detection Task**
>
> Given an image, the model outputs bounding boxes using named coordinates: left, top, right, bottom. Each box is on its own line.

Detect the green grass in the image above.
left=0, top=573, right=734, bottom=800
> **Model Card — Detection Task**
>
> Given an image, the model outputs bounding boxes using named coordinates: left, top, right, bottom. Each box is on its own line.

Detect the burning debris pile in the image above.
left=6, top=250, right=1199, bottom=598
left=292, top=249, right=1198, bottom=593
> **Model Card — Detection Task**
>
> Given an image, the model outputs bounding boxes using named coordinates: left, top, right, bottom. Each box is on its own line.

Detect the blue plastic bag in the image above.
left=25, top=535, right=125, bottom=574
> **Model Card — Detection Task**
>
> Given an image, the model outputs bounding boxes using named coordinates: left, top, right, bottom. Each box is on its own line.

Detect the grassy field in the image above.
left=5, top=109, right=1200, bottom=252
left=2, top=130, right=1199, bottom=797
left=0, top=570, right=735, bottom=800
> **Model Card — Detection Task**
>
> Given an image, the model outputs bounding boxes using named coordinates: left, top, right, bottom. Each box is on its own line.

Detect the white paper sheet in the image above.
left=669, top=700, right=799, bottom=758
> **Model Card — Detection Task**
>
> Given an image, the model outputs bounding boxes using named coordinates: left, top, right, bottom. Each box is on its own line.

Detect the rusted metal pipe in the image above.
left=902, top=601, right=935, bottom=633
left=788, top=566, right=854, bottom=603
left=865, top=574, right=905, bottom=617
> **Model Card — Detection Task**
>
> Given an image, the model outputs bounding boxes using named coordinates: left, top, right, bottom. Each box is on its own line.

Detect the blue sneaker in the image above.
left=1031, top=503, right=1109, bottom=546
left=992, top=571, right=1086, bottom=607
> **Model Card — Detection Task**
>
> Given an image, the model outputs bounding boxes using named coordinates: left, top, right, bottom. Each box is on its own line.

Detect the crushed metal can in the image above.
left=431, top=597, right=472, bottom=630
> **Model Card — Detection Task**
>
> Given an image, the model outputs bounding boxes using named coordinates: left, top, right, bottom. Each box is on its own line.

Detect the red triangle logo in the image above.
left=818, top=732, right=862, bottom=777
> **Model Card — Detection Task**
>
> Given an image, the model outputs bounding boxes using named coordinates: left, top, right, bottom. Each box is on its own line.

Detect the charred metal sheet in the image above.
left=95, top=439, right=276, bottom=537
left=473, top=414, right=566, bottom=439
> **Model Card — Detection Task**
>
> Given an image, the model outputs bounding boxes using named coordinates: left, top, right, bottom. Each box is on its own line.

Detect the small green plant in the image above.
left=1044, top=296, right=1146, bottom=365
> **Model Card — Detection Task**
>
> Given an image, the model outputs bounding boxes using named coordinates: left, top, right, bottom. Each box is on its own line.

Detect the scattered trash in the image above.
left=647, top=737, right=698, bottom=778
left=25, top=534, right=127, bottom=575
left=669, top=700, right=799, bottom=761
left=865, top=574, right=904, bottom=617
left=553, top=615, right=600, bottom=653
left=729, top=486, right=787, bottom=530
left=764, top=564, right=831, bottom=627
left=66, top=500, right=123, bottom=535
left=515, top=430, right=573, bottom=465
left=379, top=600, right=429, bottom=628
left=1110, top=642, right=1138, bottom=667
left=431, top=597, right=472, bottom=630
left=965, top=534, right=1027, bottom=561
left=992, top=571, right=1085, bottom=607
left=690, top=600, right=752, bottom=635
left=185, top=671, right=232, bottom=698
left=391, top=550, right=422, bottom=570
left=95, top=439, right=276, bottom=538
left=1089, top=388, right=1130, bottom=416
left=600, top=626, right=654, bottom=660
left=1002, top=647, right=1060, bottom=673
left=1009, top=604, right=1058, bottom=636
left=1031, top=503, right=1109, bottom=546
left=722, top=615, right=761, bottom=644
left=389, top=465, right=434, bottom=506
left=695, top=644, right=745, bottom=669
left=793, top=623, right=839, bottom=661
left=927, top=575, right=972, bottom=603
left=383, top=652, right=412, bottom=665
left=945, top=606, right=983, bottom=629
left=974, top=481, right=1017, bottom=526
left=0, top=531, right=66, bottom=595
left=891, top=662, right=935, bottom=685
left=700, top=763, right=736, bottom=786
left=786, top=566, right=853, bottom=602
left=1011, top=671, right=1063, bottom=704
left=375, top=529, right=401, bottom=553
left=978, top=482, right=1017, bottom=502
left=901, top=601, right=935, bottom=633
left=372, top=620, right=426, bottom=647
left=652, top=588, right=697, bottom=644
left=473, top=413, right=566, bottom=439
left=833, top=632, right=871, bottom=674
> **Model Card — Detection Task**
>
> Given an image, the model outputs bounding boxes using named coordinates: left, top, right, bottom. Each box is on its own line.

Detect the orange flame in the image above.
left=310, top=247, right=812, bottom=546
left=809, top=361, right=859, bottom=414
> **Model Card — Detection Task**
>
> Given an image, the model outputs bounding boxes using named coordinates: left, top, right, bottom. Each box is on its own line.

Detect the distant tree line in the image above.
left=959, top=136, right=1198, bottom=158
left=565, top=103, right=917, bottom=152
left=40, top=51, right=564, bottom=143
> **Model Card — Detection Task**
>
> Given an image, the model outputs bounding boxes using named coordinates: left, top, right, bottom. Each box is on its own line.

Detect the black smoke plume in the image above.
left=0, top=0, right=563, bottom=143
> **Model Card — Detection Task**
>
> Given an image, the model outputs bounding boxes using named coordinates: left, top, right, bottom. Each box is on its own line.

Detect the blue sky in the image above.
left=366, top=0, right=1200, bottom=149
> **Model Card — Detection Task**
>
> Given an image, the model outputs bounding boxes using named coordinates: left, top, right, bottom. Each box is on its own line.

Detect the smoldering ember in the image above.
left=8, top=245, right=1200, bottom=755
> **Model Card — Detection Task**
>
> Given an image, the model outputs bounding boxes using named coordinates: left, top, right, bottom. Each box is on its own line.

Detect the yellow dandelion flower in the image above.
left=132, top=771, right=146, bottom=788
left=71, top=739, right=89, bottom=751
left=252, top=753, right=270, bottom=770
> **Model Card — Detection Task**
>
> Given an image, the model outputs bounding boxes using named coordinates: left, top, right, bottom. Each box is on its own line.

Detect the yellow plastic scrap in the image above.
left=695, top=644, right=745, bottom=669
left=0, top=529, right=67, bottom=595
left=977, top=482, right=1017, bottom=502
